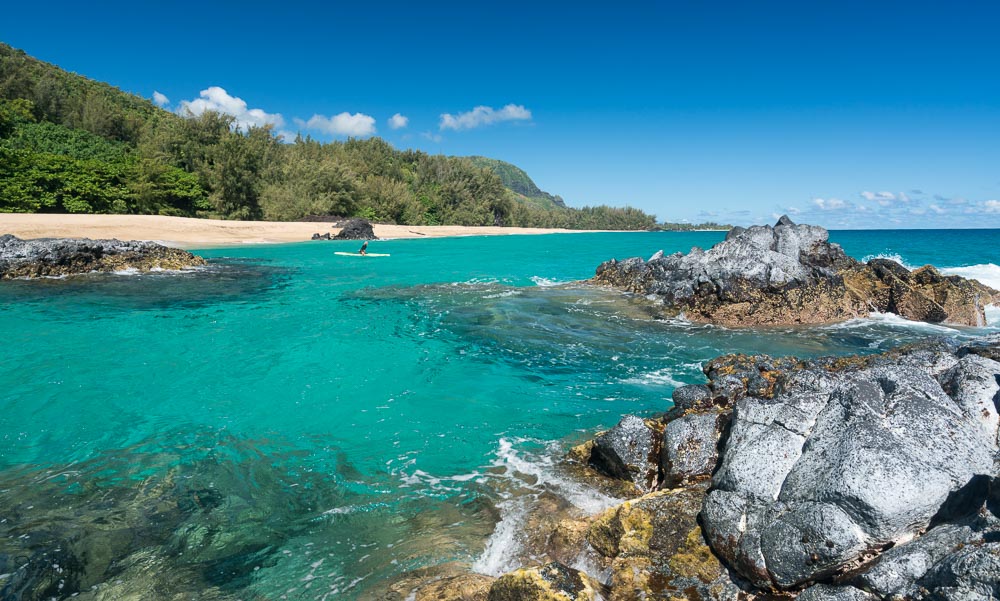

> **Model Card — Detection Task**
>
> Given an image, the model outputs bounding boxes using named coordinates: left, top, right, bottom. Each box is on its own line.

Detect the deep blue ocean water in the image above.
left=1, top=229, right=998, bottom=599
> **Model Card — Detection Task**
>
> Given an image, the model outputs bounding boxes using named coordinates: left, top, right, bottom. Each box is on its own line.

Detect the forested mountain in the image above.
left=0, top=43, right=658, bottom=230
left=467, top=156, right=566, bottom=210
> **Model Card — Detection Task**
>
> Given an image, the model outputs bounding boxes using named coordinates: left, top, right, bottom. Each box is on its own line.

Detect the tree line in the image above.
left=0, top=43, right=659, bottom=230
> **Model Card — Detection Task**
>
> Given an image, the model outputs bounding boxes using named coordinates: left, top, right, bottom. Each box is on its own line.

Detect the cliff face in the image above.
left=592, top=216, right=996, bottom=326
left=0, top=234, right=206, bottom=279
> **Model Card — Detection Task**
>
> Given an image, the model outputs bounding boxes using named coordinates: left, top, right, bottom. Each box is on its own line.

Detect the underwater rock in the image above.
left=591, top=216, right=996, bottom=326
left=333, top=218, right=377, bottom=240
left=0, top=234, right=207, bottom=279
left=589, top=415, right=664, bottom=494
left=487, top=562, right=606, bottom=601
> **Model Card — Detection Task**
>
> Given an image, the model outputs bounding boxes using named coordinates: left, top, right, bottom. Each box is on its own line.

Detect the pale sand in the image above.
left=0, top=214, right=601, bottom=249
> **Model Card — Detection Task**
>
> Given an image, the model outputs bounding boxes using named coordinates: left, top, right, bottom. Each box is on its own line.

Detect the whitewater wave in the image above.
left=939, top=263, right=1000, bottom=291
left=472, top=437, right=622, bottom=576
left=822, top=311, right=961, bottom=334
left=620, top=367, right=686, bottom=388
left=530, top=276, right=570, bottom=287
left=860, top=252, right=918, bottom=270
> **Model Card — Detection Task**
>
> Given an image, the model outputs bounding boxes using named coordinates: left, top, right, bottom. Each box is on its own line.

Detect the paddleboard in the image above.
left=334, top=252, right=391, bottom=257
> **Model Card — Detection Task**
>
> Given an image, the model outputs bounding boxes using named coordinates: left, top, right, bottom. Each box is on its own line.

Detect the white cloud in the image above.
left=785, top=206, right=801, bottom=215
left=860, top=190, right=897, bottom=202
left=984, top=200, right=1000, bottom=213
left=813, top=197, right=847, bottom=210
left=152, top=91, right=170, bottom=107
left=178, top=86, right=284, bottom=130
left=439, top=104, right=532, bottom=131
left=388, top=113, right=409, bottom=129
left=298, top=112, right=377, bottom=137
left=421, top=131, right=443, bottom=143
left=929, top=203, right=945, bottom=214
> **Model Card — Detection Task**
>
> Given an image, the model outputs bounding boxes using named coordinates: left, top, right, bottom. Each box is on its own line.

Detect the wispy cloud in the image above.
left=929, top=204, right=945, bottom=214
left=421, top=131, right=443, bottom=143
left=178, top=86, right=284, bottom=130
left=814, top=197, right=847, bottom=210
left=439, top=104, right=532, bottom=131
left=984, top=200, right=1000, bottom=214
left=152, top=91, right=170, bottom=107
left=388, top=113, right=409, bottom=130
left=297, top=112, right=377, bottom=137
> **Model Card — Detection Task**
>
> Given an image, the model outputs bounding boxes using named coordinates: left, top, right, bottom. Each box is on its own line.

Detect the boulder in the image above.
left=589, top=415, right=663, bottom=494
left=311, top=232, right=332, bottom=240
left=334, top=218, right=377, bottom=240
left=0, top=234, right=206, bottom=279
left=660, top=412, right=727, bottom=487
left=487, top=563, right=605, bottom=601
left=701, top=358, right=998, bottom=590
left=586, top=485, right=741, bottom=601
left=591, top=217, right=996, bottom=326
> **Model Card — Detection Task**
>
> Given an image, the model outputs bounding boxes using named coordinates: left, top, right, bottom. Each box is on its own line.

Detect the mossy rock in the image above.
left=488, top=562, right=606, bottom=601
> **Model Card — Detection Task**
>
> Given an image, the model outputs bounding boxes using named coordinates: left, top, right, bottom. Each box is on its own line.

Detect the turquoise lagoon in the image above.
left=1, top=230, right=998, bottom=599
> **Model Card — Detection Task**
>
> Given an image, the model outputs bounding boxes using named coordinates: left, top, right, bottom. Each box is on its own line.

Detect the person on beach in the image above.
left=358, top=241, right=368, bottom=255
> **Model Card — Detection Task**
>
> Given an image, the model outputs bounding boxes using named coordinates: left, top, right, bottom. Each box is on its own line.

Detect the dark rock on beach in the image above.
left=333, top=218, right=377, bottom=240
left=0, top=234, right=206, bottom=279
left=591, top=216, right=996, bottom=326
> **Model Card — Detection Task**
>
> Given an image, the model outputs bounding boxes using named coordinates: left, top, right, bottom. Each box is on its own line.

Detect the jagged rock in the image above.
left=311, top=232, right=332, bottom=240
left=661, top=412, right=727, bottom=487
left=591, top=217, right=995, bottom=326
left=586, top=485, right=741, bottom=601
left=334, top=218, right=377, bottom=240
left=797, top=584, right=877, bottom=600
left=701, top=355, right=998, bottom=590
left=0, top=234, right=206, bottom=279
left=487, top=562, right=605, bottom=601
left=382, top=569, right=494, bottom=601
left=589, top=415, right=663, bottom=494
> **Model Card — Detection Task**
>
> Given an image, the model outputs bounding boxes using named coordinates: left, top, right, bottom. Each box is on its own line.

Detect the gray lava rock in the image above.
left=701, top=358, right=998, bottom=589
left=0, top=234, right=206, bottom=279
left=589, top=415, right=663, bottom=493
left=333, top=218, right=377, bottom=240
left=661, top=411, right=726, bottom=487
left=797, top=584, right=877, bottom=601
left=591, top=217, right=995, bottom=326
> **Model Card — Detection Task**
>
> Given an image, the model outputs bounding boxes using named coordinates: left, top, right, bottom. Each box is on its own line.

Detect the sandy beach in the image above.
left=0, top=214, right=601, bottom=248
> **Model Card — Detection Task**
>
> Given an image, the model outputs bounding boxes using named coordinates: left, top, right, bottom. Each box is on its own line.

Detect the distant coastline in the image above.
left=0, top=214, right=615, bottom=249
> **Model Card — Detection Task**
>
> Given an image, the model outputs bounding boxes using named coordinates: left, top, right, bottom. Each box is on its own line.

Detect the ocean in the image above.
left=1, top=229, right=998, bottom=599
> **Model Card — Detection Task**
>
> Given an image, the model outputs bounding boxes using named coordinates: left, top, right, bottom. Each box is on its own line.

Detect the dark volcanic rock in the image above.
left=589, top=415, right=663, bottom=494
left=0, top=234, right=206, bottom=279
left=700, top=349, right=1000, bottom=590
left=311, top=232, right=332, bottom=240
left=591, top=216, right=996, bottom=326
left=334, top=218, right=377, bottom=240
left=661, top=411, right=727, bottom=488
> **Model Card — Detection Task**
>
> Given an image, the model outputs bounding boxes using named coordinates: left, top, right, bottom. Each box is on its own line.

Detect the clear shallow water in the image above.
left=1, top=230, right=998, bottom=599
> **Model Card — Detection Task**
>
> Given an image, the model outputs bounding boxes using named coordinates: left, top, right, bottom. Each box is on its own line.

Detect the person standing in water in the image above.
left=358, top=241, right=368, bottom=255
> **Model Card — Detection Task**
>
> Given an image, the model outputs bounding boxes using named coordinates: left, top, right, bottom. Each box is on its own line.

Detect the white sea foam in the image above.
left=482, top=289, right=522, bottom=299
left=530, top=276, right=569, bottom=287
left=472, top=437, right=623, bottom=576
left=940, top=263, right=1000, bottom=291
left=860, top=252, right=918, bottom=270
left=822, top=311, right=961, bottom=334
left=620, top=367, right=686, bottom=388
left=985, top=304, right=1000, bottom=327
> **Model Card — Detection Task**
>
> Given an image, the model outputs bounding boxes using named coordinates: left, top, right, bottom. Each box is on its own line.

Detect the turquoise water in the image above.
left=1, top=230, right=998, bottom=599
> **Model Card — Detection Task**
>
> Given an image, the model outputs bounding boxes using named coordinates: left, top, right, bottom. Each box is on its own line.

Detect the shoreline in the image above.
left=0, top=214, right=612, bottom=249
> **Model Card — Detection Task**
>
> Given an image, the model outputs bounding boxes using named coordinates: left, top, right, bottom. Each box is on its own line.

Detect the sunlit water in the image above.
left=1, top=230, right=998, bottom=599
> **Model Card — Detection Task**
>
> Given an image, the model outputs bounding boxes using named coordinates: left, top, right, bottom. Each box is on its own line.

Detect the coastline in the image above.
left=0, top=214, right=610, bottom=249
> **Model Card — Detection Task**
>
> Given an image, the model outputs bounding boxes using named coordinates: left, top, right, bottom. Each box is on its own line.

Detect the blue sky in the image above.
left=3, top=0, right=999, bottom=228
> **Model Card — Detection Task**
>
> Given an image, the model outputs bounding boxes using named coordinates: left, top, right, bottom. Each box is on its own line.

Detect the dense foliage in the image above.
left=0, top=42, right=659, bottom=230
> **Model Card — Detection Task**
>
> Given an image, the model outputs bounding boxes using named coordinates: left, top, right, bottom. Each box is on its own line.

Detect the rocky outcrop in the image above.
left=488, top=563, right=606, bottom=601
left=591, top=216, right=996, bottom=326
left=334, top=218, right=377, bottom=240
left=0, top=234, right=206, bottom=279
left=518, top=336, right=1000, bottom=600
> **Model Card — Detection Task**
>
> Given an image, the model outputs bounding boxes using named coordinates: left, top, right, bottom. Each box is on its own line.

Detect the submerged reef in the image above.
left=0, top=234, right=206, bottom=279
left=393, top=336, right=1000, bottom=600
left=591, top=216, right=996, bottom=326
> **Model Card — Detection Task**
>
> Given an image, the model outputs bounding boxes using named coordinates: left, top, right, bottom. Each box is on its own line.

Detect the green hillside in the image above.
left=467, top=156, right=567, bottom=210
left=0, top=42, right=657, bottom=230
